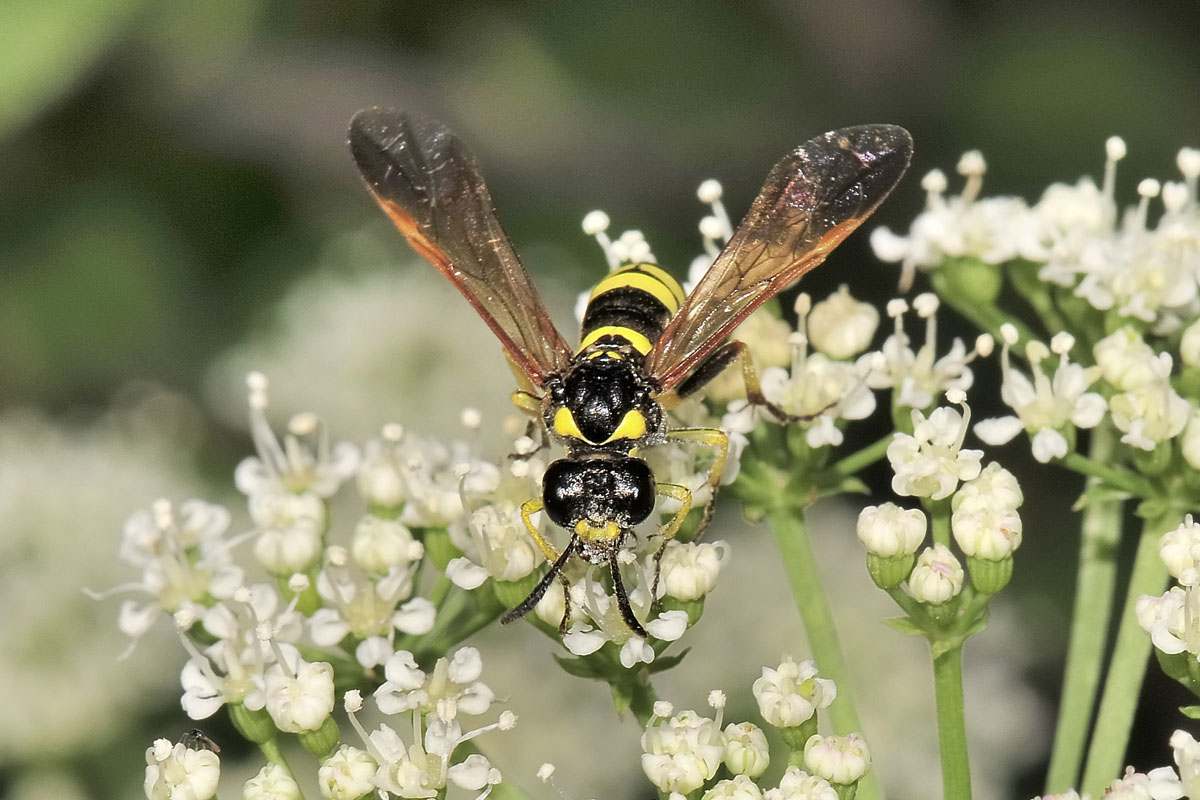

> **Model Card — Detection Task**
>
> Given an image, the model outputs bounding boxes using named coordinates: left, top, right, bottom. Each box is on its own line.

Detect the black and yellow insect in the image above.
left=348, top=109, right=911, bottom=635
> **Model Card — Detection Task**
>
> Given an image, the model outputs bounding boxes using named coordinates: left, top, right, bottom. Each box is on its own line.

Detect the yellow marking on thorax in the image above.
left=577, top=326, right=653, bottom=356
left=553, top=407, right=585, bottom=441
left=610, top=409, right=647, bottom=441
left=589, top=270, right=682, bottom=314
left=553, top=407, right=648, bottom=445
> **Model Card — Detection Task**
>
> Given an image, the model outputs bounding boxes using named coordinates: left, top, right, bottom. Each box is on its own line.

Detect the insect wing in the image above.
left=348, top=108, right=572, bottom=387
left=645, top=124, right=913, bottom=391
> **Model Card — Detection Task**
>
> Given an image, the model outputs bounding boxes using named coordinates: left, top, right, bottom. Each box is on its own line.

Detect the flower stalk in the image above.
left=1045, top=422, right=1122, bottom=793
left=1080, top=509, right=1176, bottom=797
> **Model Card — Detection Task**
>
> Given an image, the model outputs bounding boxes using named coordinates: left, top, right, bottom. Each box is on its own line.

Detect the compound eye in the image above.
left=605, top=409, right=647, bottom=443
left=552, top=407, right=586, bottom=441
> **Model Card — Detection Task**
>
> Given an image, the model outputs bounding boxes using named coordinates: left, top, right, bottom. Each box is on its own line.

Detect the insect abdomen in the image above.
left=578, top=262, right=686, bottom=356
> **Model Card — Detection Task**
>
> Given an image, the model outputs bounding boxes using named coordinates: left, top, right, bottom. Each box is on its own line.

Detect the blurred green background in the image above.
left=2, top=1, right=1199, bottom=798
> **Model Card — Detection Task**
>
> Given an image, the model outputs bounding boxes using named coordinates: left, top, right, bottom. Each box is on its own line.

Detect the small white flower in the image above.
left=759, top=329, right=875, bottom=447
left=264, top=657, right=335, bottom=733
left=318, top=745, right=377, bottom=800
left=1159, top=516, right=1200, bottom=583
left=752, top=656, right=836, bottom=728
left=375, top=647, right=495, bottom=720
left=242, top=763, right=301, bottom=800
left=1136, top=587, right=1198, bottom=657
left=1109, top=360, right=1191, bottom=451
left=864, top=293, right=980, bottom=409
left=723, top=722, right=769, bottom=778
left=448, top=753, right=502, bottom=793
left=974, top=336, right=1105, bottom=463
left=888, top=405, right=983, bottom=499
left=702, top=775, right=765, bottom=800
left=803, top=733, right=871, bottom=785
left=237, top=376, right=360, bottom=499
left=909, top=544, right=965, bottom=605
left=1104, top=766, right=1181, bottom=800
left=351, top=515, right=423, bottom=574
left=309, top=559, right=433, bottom=654
left=144, top=737, right=220, bottom=800
left=951, top=464, right=1024, bottom=560
left=658, top=540, right=731, bottom=601
left=1094, top=327, right=1163, bottom=391
left=448, top=498, right=543, bottom=586
left=764, top=766, right=838, bottom=800
left=641, top=707, right=727, bottom=795
left=856, top=503, right=927, bottom=557
left=808, top=285, right=880, bottom=359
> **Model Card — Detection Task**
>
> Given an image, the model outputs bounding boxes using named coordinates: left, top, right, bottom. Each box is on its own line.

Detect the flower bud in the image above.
left=318, top=745, right=377, bottom=800
left=803, top=732, right=871, bottom=786
left=723, top=722, right=770, bottom=778
left=242, top=763, right=301, bottom=800
left=701, top=775, right=764, bottom=800
left=909, top=544, right=964, bottom=605
left=350, top=515, right=422, bottom=574
left=857, top=503, right=927, bottom=557
left=808, top=285, right=880, bottom=359
left=659, top=541, right=730, bottom=601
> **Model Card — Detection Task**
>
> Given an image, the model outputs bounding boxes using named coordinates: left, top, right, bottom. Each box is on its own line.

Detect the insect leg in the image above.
left=501, top=537, right=577, bottom=631
left=676, top=339, right=826, bottom=423
left=649, top=482, right=692, bottom=609
left=514, top=497, right=575, bottom=631
left=664, top=427, right=729, bottom=541
left=508, top=390, right=550, bottom=459
left=609, top=545, right=649, bottom=637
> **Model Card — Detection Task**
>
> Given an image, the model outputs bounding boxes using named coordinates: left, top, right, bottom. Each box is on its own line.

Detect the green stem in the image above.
left=767, top=506, right=883, bottom=800
left=933, top=645, right=972, bottom=800
left=1079, top=510, right=1176, bottom=797
left=928, top=498, right=951, bottom=548
left=1045, top=424, right=1122, bottom=794
left=830, top=434, right=894, bottom=479
left=1059, top=451, right=1153, bottom=498
left=258, top=735, right=305, bottom=797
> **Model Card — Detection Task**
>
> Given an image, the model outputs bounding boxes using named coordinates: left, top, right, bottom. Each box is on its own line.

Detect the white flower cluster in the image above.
left=1030, top=729, right=1200, bottom=799
left=336, top=649, right=514, bottom=800
left=873, top=141, right=1200, bottom=330
left=641, top=660, right=869, bottom=799
left=863, top=416, right=1023, bottom=598
left=875, top=140, right=1200, bottom=470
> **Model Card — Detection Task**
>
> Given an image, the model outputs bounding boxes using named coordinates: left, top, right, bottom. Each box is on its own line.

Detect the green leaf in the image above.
left=884, top=616, right=924, bottom=637
left=1074, top=482, right=1131, bottom=511
left=610, top=681, right=634, bottom=716
left=647, top=648, right=691, bottom=674
left=1180, top=705, right=1200, bottom=720
left=552, top=653, right=609, bottom=680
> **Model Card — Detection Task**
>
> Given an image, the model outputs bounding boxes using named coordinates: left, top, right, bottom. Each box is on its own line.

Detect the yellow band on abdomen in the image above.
left=589, top=271, right=681, bottom=314
left=578, top=325, right=653, bottom=355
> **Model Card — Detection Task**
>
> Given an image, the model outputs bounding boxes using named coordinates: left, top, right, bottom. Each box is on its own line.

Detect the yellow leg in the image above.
left=651, top=482, right=692, bottom=605
left=665, top=427, right=729, bottom=541
left=516, top=497, right=575, bottom=632
left=521, top=498, right=561, bottom=564
left=511, top=389, right=542, bottom=417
